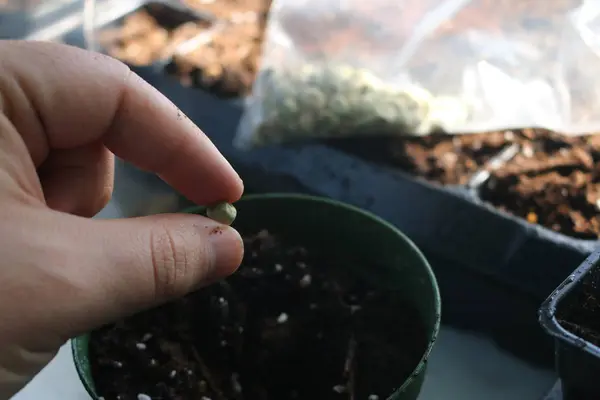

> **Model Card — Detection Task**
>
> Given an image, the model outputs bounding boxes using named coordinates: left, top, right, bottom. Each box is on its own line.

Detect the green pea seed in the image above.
left=206, top=202, right=237, bottom=225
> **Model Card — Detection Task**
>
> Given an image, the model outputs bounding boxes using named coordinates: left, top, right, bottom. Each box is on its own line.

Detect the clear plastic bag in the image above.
left=234, top=0, right=600, bottom=149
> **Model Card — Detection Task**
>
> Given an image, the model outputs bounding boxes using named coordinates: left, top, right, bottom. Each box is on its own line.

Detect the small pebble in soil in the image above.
left=526, top=211, right=538, bottom=224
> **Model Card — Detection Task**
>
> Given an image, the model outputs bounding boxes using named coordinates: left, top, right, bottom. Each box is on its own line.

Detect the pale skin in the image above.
left=0, top=41, right=245, bottom=398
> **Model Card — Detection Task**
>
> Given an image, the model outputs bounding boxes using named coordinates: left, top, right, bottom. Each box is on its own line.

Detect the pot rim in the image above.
left=73, top=193, right=442, bottom=399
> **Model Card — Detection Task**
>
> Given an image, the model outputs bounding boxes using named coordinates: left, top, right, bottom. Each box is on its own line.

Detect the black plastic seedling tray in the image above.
left=26, top=0, right=594, bottom=367
left=540, top=249, right=600, bottom=399
left=542, top=381, right=563, bottom=400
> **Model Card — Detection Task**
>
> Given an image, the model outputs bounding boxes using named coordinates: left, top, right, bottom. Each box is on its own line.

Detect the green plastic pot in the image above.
left=72, top=193, right=441, bottom=400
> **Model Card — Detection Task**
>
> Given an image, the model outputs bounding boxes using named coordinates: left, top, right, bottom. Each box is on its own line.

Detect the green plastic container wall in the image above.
left=72, top=193, right=442, bottom=400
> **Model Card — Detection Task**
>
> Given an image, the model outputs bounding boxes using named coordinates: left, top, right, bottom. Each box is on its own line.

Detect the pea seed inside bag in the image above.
left=234, top=62, right=471, bottom=149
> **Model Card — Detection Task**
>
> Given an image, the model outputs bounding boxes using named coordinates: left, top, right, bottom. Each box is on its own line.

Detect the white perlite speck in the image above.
left=231, top=372, right=242, bottom=393
left=276, top=313, right=288, bottom=323
left=169, top=370, right=177, bottom=378
left=274, top=263, right=283, bottom=272
left=135, top=342, right=147, bottom=350
left=141, top=333, right=153, bottom=342
left=299, top=274, right=312, bottom=287
left=332, top=384, right=346, bottom=393
left=368, top=395, right=379, bottom=400
left=137, top=394, right=152, bottom=400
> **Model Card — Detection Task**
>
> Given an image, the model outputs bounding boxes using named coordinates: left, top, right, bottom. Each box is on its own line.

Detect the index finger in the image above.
left=0, top=41, right=243, bottom=205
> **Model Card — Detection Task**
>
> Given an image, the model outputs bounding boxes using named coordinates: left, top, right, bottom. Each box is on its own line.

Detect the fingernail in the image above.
left=206, top=224, right=244, bottom=279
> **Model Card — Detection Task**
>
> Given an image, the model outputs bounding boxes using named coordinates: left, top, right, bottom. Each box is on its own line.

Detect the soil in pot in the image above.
left=479, top=131, right=600, bottom=239
left=89, top=229, right=428, bottom=400
left=98, top=3, right=213, bottom=67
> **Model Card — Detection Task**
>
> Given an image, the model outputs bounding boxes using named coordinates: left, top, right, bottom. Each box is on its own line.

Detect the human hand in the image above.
left=0, top=41, right=244, bottom=398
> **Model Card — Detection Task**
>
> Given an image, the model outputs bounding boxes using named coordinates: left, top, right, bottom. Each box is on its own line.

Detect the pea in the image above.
left=206, top=202, right=237, bottom=225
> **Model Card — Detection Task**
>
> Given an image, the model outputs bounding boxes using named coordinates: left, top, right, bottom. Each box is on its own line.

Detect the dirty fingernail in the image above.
left=206, top=224, right=244, bottom=280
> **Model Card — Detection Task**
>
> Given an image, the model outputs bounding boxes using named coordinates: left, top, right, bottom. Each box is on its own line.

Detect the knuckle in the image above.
left=149, top=225, right=190, bottom=299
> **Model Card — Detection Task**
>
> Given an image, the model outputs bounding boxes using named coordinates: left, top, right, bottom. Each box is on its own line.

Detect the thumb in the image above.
left=52, top=212, right=244, bottom=337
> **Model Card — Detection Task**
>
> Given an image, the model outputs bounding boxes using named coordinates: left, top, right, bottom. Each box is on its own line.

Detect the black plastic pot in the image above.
left=539, top=249, right=600, bottom=399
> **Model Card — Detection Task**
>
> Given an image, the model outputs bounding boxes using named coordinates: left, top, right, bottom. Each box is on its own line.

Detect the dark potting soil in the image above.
left=480, top=131, right=600, bottom=239
left=89, top=230, right=428, bottom=400
left=556, top=269, right=600, bottom=347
